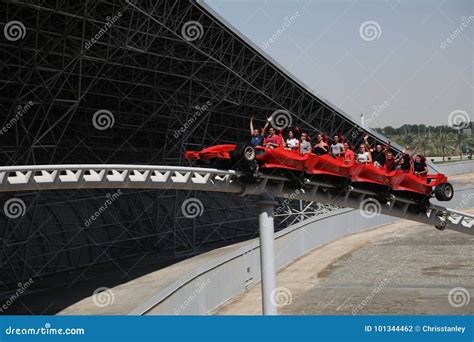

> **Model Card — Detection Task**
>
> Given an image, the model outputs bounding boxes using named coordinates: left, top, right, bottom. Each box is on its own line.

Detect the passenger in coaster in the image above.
left=397, top=147, right=417, bottom=172
left=313, top=134, right=329, bottom=155
left=343, top=143, right=355, bottom=163
left=299, top=132, right=312, bottom=155
left=249, top=115, right=270, bottom=147
left=330, top=135, right=344, bottom=158
left=363, top=135, right=386, bottom=167
left=371, top=144, right=386, bottom=167
left=264, top=126, right=283, bottom=148
left=285, top=130, right=299, bottom=150
left=413, top=155, right=428, bottom=176
left=385, top=151, right=397, bottom=171
left=356, top=144, right=372, bottom=164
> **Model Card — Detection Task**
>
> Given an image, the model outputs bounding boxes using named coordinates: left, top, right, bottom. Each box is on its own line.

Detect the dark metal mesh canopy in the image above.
left=0, top=0, right=387, bottom=291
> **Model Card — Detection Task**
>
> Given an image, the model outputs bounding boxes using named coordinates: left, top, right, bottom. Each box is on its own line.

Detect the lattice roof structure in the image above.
left=0, top=0, right=394, bottom=300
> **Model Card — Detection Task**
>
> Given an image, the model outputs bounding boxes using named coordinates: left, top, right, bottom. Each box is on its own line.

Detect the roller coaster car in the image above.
left=184, top=144, right=454, bottom=202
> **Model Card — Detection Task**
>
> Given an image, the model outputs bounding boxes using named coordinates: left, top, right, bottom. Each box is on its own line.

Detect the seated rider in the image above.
left=313, top=134, right=329, bottom=155
left=330, top=135, right=344, bottom=158
left=343, top=143, right=355, bottom=163
left=413, top=155, right=428, bottom=176
left=264, top=126, right=283, bottom=148
left=286, top=130, right=299, bottom=150
left=385, top=151, right=396, bottom=171
left=363, top=135, right=387, bottom=168
left=249, top=115, right=270, bottom=147
left=299, top=132, right=311, bottom=154
left=372, top=144, right=386, bottom=167
left=356, top=144, right=372, bottom=164
left=397, top=147, right=417, bottom=172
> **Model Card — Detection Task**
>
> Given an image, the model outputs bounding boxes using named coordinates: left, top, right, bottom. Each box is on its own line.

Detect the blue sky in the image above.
left=205, top=0, right=473, bottom=128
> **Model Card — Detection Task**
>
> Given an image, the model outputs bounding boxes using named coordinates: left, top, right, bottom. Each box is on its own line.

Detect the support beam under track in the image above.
left=257, top=194, right=278, bottom=315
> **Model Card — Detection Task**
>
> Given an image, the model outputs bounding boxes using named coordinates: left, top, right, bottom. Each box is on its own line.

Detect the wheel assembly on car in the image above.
left=243, top=145, right=256, bottom=161
left=434, top=183, right=454, bottom=201
left=434, top=220, right=447, bottom=230
left=230, top=143, right=257, bottom=172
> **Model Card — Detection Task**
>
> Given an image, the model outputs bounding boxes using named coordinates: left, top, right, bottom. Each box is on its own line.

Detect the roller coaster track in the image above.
left=1, top=164, right=473, bottom=235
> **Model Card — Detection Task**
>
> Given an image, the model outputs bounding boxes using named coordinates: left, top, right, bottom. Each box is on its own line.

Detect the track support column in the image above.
left=257, top=194, right=278, bottom=315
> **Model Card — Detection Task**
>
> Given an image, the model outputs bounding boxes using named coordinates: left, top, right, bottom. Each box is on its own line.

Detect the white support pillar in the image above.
left=256, top=194, right=278, bottom=315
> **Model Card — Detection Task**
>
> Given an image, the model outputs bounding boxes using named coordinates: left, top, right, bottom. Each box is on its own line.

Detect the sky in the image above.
left=205, top=0, right=473, bottom=129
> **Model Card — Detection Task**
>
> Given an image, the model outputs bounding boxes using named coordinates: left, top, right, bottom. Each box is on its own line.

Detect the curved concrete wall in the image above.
left=129, top=208, right=397, bottom=315
left=128, top=163, right=474, bottom=315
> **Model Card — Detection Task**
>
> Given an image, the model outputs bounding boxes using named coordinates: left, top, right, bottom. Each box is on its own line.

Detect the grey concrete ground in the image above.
left=448, top=173, right=474, bottom=190
left=214, top=211, right=474, bottom=315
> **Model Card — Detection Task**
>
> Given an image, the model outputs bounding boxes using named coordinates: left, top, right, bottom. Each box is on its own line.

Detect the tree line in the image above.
left=373, top=123, right=473, bottom=160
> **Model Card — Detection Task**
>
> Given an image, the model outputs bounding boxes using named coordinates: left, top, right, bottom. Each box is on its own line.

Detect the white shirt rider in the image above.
left=357, top=152, right=370, bottom=163
left=331, top=143, right=344, bottom=156
left=286, top=138, right=299, bottom=149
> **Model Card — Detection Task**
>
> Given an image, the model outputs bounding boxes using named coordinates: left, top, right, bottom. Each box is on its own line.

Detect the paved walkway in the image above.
left=214, top=209, right=474, bottom=315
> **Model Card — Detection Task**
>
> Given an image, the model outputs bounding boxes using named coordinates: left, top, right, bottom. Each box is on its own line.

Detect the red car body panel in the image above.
left=185, top=144, right=448, bottom=197
left=255, top=146, right=307, bottom=171
left=390, top=172, right=448, bottom=196
left=304, top=154, right=351, bottom=178
left=350, top=163, right=391, bottom=186
left=185, top=144, right=235, bottom=161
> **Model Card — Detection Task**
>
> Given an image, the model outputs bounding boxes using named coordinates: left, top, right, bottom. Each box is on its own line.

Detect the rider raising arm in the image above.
left=250, top=116, right=271, bottom=147
left=263, top=117, right=283, bottom=148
